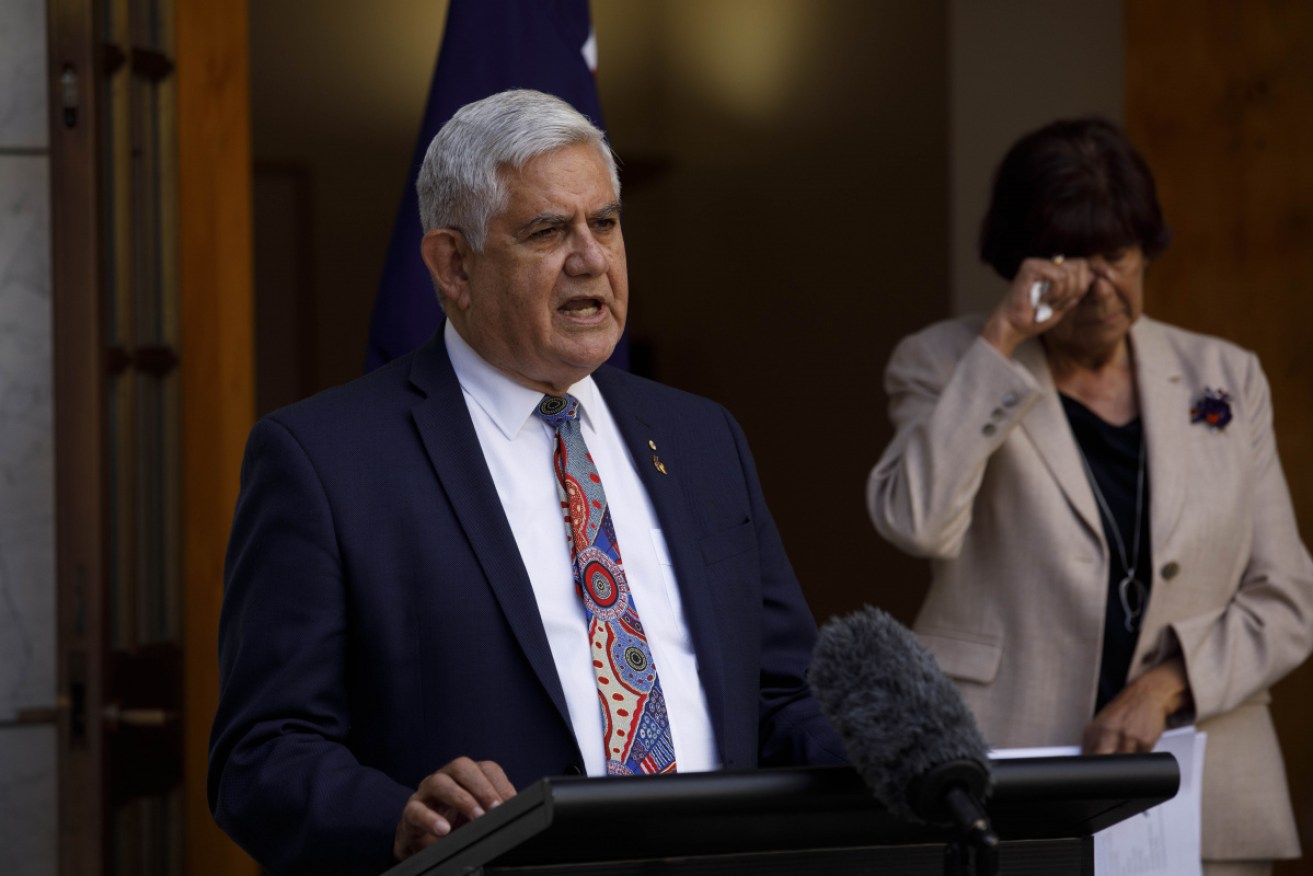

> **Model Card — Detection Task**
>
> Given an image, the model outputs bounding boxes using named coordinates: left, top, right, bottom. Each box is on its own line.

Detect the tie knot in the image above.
left=534, top=394, right=579, bottom=430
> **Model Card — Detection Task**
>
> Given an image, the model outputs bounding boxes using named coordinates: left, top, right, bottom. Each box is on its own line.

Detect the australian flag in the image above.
left=364, top=0, right=618, bottom=372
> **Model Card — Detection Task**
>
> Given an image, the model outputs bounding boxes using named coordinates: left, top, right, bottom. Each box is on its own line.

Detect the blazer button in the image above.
left=1002, top=393, right=1019, bottom=407
left=982, top=423, right=997, bottom=436
left=991, top=407, right=1006, bottom=420
left=1160, top=561, right=1180, bottom=580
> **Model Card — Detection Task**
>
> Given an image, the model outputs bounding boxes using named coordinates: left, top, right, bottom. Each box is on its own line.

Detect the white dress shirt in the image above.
left=444, top=321, right=718, bottom=776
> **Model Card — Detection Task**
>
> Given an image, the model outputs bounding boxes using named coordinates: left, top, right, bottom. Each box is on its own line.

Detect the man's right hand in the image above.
left=392, top=757, right=517, bottom=861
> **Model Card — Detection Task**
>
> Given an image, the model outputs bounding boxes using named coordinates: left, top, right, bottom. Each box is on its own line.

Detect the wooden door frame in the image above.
left=48, top=0, right=109, bottom=869
left=48, top=0, right=257, bottom=871
left=175, top=1, right=257, bottom=872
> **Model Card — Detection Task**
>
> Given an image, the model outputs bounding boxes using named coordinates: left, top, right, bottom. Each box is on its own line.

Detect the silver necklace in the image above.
left=1075, top=435, right=1147, bottom=632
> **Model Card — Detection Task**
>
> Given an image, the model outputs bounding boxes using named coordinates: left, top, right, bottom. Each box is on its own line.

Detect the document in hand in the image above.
left=991, top=726, right=1206, bottom=876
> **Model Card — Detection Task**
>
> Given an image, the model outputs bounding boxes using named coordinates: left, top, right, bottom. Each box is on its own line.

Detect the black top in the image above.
left=1060, top=394, right=1153, bottom=713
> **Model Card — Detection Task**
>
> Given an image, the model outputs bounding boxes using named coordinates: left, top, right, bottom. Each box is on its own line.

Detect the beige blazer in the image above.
left=868, top=314, right=1313, bottom=860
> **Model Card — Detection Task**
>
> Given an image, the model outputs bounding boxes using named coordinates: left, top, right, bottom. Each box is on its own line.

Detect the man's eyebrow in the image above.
left=516, top=212, right=569, bottom=234
left=516, top=202, right=622, bottom=234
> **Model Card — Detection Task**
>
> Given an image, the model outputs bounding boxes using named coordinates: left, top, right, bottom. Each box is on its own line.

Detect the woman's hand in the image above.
left=981, top=255, right=1093, bottom=358
left=1081, top=658, right=1192, bottom=755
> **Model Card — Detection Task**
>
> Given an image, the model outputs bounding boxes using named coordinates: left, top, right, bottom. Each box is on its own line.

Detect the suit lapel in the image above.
left=407, top=330, right=574, bottom=732
left=593, top=368, right=731, bottom=756
left=1014, top=338, right=1103, bottom=538
left=1130, top=317, right=1188, bottom=551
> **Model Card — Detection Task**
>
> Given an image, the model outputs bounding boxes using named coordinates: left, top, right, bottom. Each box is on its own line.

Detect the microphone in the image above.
left=810, top=606, right=998, bottom=864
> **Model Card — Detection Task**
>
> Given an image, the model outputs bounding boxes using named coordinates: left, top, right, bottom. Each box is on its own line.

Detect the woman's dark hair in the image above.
left=979, top=117, right=1171, bottom=280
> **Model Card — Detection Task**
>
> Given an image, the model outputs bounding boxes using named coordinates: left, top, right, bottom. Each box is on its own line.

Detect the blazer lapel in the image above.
left=1014, top=338, right=1103, bottom=538
left=593, top=368, right=731, bottom=756
left=1131, top=317, right=1188, bottom=551
left=407, top=330, right=574, bottom=731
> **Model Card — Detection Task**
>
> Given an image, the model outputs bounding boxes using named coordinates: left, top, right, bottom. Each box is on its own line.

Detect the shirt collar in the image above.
left=444, top=320, right=599, bottom=440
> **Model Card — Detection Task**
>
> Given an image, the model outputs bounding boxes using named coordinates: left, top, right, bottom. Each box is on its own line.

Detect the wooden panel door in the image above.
left=48, top=0, right=256, bottom=871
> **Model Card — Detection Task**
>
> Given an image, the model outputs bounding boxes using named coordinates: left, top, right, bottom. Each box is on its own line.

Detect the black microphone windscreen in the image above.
left=810, top=605, right=991, bottom=823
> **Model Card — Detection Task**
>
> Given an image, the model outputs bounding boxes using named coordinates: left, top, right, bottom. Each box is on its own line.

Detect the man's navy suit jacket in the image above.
left=208, top=327, right=846, bottom=875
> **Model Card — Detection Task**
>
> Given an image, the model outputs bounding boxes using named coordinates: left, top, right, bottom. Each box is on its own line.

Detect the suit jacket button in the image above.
left=1161, top=561, right=1180, bottom=580
left=982, top=423, right=997, bottom=436
left=1002, top=393, right=1019, bottom=407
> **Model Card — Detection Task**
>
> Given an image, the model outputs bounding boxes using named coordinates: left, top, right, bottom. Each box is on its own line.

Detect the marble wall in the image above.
left=0, top=0, right=58, bottom=873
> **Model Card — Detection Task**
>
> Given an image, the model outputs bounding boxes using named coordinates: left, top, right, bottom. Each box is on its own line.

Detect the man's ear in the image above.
left=420, top=228, right=473, bottom=311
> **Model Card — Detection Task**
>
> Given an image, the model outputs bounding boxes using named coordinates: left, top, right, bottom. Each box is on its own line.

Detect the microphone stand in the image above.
left=941, top=784, right=999, bottom=876
left=911, top=760, right=999, bottom=876
left=944, top=836, right=999, bottom=876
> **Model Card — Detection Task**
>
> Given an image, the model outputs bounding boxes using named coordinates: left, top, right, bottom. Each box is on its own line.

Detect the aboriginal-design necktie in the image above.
left=533, top=393, right=677, bottom=776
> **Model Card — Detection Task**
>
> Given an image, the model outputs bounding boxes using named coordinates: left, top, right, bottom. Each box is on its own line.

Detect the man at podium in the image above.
left=208, top=89, right=846, bottom=876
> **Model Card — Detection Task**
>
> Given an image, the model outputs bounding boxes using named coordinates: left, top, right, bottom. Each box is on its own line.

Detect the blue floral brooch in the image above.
left=1190, top=387, right=1232, bottom=430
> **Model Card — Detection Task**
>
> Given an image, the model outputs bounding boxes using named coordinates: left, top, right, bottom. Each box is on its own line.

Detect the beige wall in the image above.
left=950, top=0, right=1125, bottom=315
left=593, top=0, right=950, bottom=624
left=249, top=0, right=447, bottom=397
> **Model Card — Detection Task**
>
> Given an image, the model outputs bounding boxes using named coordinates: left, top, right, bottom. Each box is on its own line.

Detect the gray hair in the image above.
left=416, top=89, right=620, bottom=252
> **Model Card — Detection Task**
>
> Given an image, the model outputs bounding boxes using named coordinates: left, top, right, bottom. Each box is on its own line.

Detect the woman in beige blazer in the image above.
left=868, top=118, right=1313, bottom=876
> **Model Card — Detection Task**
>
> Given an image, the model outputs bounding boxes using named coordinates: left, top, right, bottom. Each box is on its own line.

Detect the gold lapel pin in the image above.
left=647, top=440, right=668, bottom=474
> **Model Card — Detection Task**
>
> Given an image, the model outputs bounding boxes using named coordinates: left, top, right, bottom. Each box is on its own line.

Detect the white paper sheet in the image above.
left=991, top=726, right=1205, bottom=876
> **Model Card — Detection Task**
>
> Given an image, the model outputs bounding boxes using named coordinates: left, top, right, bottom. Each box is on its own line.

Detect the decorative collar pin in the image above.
left=1190, top=387, right=1233, bottom=431
left=648, top=439, right=668, bottom=475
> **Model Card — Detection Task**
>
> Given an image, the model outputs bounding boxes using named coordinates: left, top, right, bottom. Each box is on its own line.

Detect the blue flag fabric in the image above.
left=365, top=0, right=620, bottom=372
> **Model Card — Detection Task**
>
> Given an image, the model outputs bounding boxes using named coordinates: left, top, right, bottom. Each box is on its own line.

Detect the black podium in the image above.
left=382, top=755, right=1179, bottom=876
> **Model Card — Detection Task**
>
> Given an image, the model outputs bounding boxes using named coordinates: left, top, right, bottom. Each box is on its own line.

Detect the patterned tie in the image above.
left=533, top=394, right=678, bottom=776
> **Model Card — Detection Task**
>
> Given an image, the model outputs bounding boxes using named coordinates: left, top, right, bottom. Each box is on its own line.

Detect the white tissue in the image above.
left=1029, top=280, right=1053, bottom=323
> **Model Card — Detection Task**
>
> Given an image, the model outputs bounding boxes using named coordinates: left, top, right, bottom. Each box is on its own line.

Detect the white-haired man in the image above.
left=209, top=90, right=846, bottom=875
